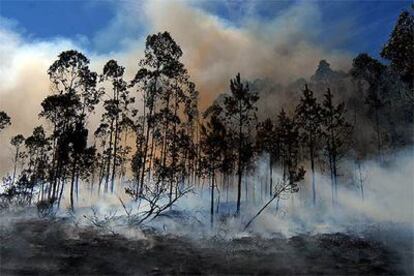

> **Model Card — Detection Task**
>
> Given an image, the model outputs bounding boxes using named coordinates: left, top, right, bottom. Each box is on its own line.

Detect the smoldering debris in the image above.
left=1, top=217, right=409, bottom=275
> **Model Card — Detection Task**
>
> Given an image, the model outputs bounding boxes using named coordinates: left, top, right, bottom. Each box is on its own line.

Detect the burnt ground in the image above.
left=0, top=218, right=412, bottom=275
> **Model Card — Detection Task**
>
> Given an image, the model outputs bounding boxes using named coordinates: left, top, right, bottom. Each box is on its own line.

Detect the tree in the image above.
left=24, top=126, right=50, bottom=204
left=256, top=118, right=278, bottom=198
left=381, top=9, right=414, bottom=89
left=245, top=109, right=305, bottom=230
left=97, top=59, right=135, bottom=194
left=130, top=32, right=198, bottom=206
left=10, top=135, right=25, bottom=184
left=295, top=84, right=323, bottom=205
left=200, top=104, right=227, bottom=227
left=40, top=50, right=100, bottom=208
left=321, top=88, right=352, bottom=205
left=40, top=92, right=79, bottom=200
left=130, top=32, right=184, bottom=198
left=274, top=109, right=304, bottom=190
left=0, top=111, right=11, bottom=132
left=224, top=73, right=259, bottom=215
left=351, top=54, right=386, bottom=160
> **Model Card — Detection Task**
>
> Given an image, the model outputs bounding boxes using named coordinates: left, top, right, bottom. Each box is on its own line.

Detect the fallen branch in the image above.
left=118, top=196, right=131, bottom=217
left=243, top=182, right=290, bottom=231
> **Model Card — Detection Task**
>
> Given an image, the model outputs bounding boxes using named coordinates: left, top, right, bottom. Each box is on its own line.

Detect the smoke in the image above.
left=25, top=147, right=410, bottom=241
left=0, top=1, right=354, bottom=174
left=141, top=0, right=352, bottom=106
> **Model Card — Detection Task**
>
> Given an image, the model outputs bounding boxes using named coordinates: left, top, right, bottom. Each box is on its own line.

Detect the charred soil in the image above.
left=0, top=218, right=411, bottom=275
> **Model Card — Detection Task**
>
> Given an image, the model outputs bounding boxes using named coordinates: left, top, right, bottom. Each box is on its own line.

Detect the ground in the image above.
left=1, top=217, right=412, bottom=275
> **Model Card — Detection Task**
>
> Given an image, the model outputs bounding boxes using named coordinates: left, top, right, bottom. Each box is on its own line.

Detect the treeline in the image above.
left=0, top=9, right=412, bottom=222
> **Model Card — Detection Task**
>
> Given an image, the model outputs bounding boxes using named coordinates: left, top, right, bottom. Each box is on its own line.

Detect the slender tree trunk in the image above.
left=148, top=131, right=155, bottom=183
left=226, top=175, right=229, bottom=204
left=374, top=108, right=382, bottom=162
left=236, top=116, right=242, bottom=215
left=139, top=71, right=159, bottom=197
left=139, top=103, right=154, bottom=198
left=12, top=147, right=19, bottom=184
left=310, top=141, right=316, bottom=206
left=70, top=161, right=76, bottom=211
left=57, top=177, right=65, bottom=209
left=210, top=169, right=215, bottom=228
left=51, top=157, right=61, bottom=200
left=105, top=122, right=114, bottom=193
left=111, top=118, right=119, bottom=194
left=269, top=157, right=273, bottom=196
left=57, top=164, right=67, bottom=209
left=358, top=161, right=365, bottom=201
left=98, top=158, right=105, bottom=195
left=260, top=174, right=263, bottom=203
left=75, top=172, right=80, bottom=202
left=333, top=153, right=338, bottom=202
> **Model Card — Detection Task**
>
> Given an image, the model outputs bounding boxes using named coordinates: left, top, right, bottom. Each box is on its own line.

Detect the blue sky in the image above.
left=0, top=0, right=411, bottom=58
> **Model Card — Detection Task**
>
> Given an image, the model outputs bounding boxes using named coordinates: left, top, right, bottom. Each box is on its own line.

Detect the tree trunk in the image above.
left=309, top=141, right=316, bottom=206
left=269, top=157, right=273, bottom=197
left=139, top=103, right=154, bottom=198
left=210, top=170, right=215, bottom=228
left=236, top=115, right=242, bottom=215
left=111, top=116, right=119, bottom=194
left=12, top=147, right=19, bottom=184
left=374, top=108, right=382, bottom=162
left=104, top=122, right=114, bottom=193
left=358, top=161, right=365, bottom=201
left=70, top=161, right=76, bottom=211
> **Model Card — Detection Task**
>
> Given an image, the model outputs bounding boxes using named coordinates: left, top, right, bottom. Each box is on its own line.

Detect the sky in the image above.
left=0, top=0, right=411, bottom=172
left=0, top=0, right=409, bottom=56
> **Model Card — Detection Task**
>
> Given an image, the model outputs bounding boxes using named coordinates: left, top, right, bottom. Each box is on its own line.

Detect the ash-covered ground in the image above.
left=1, top=215, right=412, bottom=275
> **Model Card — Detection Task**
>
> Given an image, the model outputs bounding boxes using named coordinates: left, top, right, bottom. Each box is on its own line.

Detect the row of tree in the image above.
left=0, top=9, right=412, bottom=222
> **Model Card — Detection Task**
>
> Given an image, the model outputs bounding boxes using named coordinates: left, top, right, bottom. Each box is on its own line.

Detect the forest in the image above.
left=0, top=6, right=413, bottom=276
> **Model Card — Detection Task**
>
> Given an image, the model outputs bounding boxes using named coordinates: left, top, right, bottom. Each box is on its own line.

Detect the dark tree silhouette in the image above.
left=295, top=84, right=323, bottom=205
left=10, top=134, right=25, bottom=184
left=0, top=111, right=11, bottom=132
left=224, top=73, right=259, bottom=215
left=130, top=32, right=198, bottom=206
left=200, top=104, right=227, bottom=227
left=321, top=88, right=352, bottom=205
left=256, top=118, right=278, bottom=198
left=275, top=109, right=304, bottom=189
left=351, top=54, right=386, bottom=160
left=130, top=32, right=184, bottom=198
left=245, top=109, right=305, bottom=230
left=40, top=50, right=100, bottom=209
left=381, top=9, right=414, bottom=89
left=24, top=126, right=50, bottom=204
left=97, top=59, right=135, bottom=194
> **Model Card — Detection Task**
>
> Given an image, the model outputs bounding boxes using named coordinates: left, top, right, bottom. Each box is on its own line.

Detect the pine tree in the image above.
left=200, top=104, right=227, bottom=227
left=256, top=118, right=278, bottom=198
left=295, top=84, right=323, bottom=205
left=351, top=54, right=386, bottom=160
left=321, top=88, right=352, bottom=205
left=275, top=109, right=304, bottom=191
left=381, top=9, right=414, bottom=89
left=224, top=73, right=259, bottom=215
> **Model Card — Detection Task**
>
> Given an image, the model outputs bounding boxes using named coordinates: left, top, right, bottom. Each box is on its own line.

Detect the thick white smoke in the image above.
left=34, top=147, right=412, bottom=241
